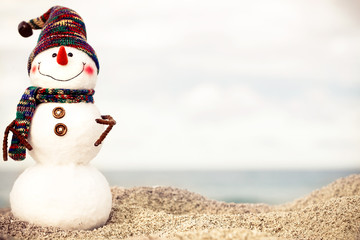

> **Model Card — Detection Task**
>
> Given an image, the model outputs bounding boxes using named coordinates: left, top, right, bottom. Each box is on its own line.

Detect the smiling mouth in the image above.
left=38, top=62, right=86, bottom=81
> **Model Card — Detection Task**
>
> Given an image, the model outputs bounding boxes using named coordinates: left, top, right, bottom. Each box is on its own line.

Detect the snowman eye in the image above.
left=68, top=52, right=73, bottom=57
left=52, top=53, right=57, bottom=58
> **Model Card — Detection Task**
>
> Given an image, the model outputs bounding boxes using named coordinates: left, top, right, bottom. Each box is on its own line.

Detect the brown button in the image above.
left=52, top=107, right=65, bottom=119
left=54, top=123, right=67, bottom=136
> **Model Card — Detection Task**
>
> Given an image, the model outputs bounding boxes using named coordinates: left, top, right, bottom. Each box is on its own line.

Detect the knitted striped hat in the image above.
left=18, top=6, right=99, bottom=74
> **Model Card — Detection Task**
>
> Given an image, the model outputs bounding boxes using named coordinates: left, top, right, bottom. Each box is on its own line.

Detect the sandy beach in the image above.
left=0, top=174, right=359, bottom=240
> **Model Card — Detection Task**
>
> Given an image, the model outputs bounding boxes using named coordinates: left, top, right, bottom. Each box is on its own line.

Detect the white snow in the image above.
left=29, top=102, right=104, bottom=165
left=10, top=164, right=112, bottom=230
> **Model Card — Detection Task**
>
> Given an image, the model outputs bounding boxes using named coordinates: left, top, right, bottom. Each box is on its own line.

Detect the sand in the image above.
left=0, top=174, right=359, bottom=240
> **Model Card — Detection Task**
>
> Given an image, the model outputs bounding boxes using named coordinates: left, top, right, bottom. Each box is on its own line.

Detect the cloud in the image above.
left=91, top=82, right=360, bottom=170
left=178, top=83, right=265, bottom=122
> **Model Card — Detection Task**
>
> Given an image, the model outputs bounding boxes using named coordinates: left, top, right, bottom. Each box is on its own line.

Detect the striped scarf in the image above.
left=8, top=86, right=94, bottom=161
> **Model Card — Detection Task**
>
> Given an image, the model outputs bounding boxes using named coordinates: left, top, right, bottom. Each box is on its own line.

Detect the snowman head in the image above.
left=19, top=6, right=100, bottom=89
left=30, top=46, right=98, bottom=89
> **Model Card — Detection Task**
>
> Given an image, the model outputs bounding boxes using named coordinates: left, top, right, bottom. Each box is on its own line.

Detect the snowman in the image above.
left=2, top=6, right=115, bottom=230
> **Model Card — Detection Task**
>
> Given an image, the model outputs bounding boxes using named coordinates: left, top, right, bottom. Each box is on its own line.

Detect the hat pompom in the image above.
left=18, top=21, right=33, bottom=38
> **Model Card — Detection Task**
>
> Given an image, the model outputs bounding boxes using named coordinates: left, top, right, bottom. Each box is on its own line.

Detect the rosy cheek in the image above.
left=85, top=65, right=94, bottom=75
left=31, top=65, right=37, bottom=74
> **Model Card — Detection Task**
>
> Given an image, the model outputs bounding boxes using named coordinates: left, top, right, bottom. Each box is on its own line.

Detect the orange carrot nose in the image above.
left=57, top=46, right=68, bottom=65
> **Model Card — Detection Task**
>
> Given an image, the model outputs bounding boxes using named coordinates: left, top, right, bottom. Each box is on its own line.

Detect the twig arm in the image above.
left=94, top=115, right=116, bottom=146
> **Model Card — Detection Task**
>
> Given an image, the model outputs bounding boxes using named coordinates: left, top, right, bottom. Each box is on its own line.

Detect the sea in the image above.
left=0, top=169, right=359, bottom=208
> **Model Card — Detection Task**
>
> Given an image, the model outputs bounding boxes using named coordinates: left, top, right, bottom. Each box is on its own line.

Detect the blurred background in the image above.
left=0, top=0, right=359, bottom=206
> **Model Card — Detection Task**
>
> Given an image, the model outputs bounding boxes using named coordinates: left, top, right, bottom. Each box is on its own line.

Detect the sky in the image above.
left=0, top=0, right=360, bottom=170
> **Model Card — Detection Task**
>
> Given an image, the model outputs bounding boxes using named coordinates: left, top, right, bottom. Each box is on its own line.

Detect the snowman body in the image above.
left=10, top=46, right=113, bottom=230
left=10, top=164, right=112, bottom=230
left=28, top=102, right=103, bottom=165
